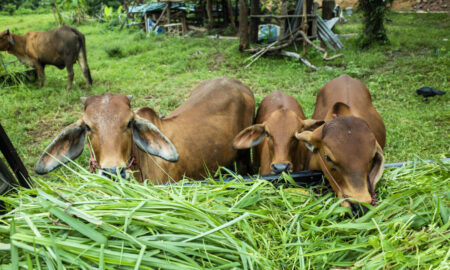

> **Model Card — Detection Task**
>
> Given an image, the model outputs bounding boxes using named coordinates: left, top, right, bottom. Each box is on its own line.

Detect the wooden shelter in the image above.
left=126, top=0, right=192, bottom=35
left=239, top=0, right=344, bottom=69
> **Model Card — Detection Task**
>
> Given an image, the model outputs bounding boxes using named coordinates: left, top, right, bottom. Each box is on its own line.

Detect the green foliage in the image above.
left=85, top=0, right=121, bottom=16
left=357, top=0, right=392, bottom=48
left=104, top=45, right=124, bottom=58
left=3, top=4, right=16, bottom=15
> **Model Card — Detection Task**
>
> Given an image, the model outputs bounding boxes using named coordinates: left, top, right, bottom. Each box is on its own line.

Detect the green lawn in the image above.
left=1, top=12, right=449, bottom=173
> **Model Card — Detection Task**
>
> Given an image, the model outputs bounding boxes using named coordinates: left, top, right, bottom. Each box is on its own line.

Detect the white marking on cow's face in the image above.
left=101, top=95, right=110, bottom=105
left=17, top=55, right=34, bottom=67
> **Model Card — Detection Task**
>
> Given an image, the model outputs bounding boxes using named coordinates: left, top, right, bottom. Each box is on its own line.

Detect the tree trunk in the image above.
left=249, top=0, right=260, bottom=43
left=239, top=0, right=249, bottom=50
left=226, top=0, right=236, bottom=31
left=206, top=0, right=214, bottom=29
left=278, top=0, right=288, bottom=40
left=322, top=0, right=335, bottom=20
left=222, top=0, right=229, bottom=26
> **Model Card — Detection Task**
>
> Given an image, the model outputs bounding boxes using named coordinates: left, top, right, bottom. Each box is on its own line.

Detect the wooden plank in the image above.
left=0, top=124, right=31, bottom=188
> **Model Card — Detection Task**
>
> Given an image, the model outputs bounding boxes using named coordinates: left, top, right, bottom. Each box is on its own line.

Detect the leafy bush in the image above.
left=357, top=0, right=392, bottom=48
left=104, top=45, right=124, bottom=58
left=3, top=3, right=16, bottom=15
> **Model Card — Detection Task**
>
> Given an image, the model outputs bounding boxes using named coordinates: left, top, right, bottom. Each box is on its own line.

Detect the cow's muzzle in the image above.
left=348, top=202, right=369, bottom=217
left=271, top=163, right=291, bottom=174
left=101, top=167, right=128, bottom=179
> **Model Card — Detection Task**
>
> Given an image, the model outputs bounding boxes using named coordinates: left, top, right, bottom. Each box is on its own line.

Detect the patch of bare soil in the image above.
left=413, top=0, right=450, bottom=12
left=209, top=52, right=225, bottom=71
left=317, top=0, right=449, bottom=11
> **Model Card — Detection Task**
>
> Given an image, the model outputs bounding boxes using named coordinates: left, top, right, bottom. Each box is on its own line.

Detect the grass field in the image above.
left=0, top=11, right=449, bottom=269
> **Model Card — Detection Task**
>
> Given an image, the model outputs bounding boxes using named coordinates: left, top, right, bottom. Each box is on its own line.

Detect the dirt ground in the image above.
left=316, top=0, right=449, bottom=12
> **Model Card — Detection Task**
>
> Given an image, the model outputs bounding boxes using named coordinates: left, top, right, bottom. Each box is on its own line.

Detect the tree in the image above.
left=357, top=0, right=392, bottom=48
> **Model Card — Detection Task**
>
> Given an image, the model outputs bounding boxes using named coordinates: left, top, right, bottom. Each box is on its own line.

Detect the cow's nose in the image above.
left=271, top=163, right=291, bottom=174
left=101, top=167, right=128, bottom=179
left=349, top=202, right=369, bottom=217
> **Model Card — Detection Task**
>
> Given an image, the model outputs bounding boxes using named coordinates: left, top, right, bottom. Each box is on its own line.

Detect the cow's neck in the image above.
left=7, top=34, right=27, bottom=56
left=133, top=117, right=178, bottom=183
left=305, top=151, right=321, bottom=171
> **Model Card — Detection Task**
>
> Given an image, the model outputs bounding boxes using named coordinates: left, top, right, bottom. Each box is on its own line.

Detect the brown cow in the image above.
left=0, top=26, right=92, bottom=90
left=295, top=74, right=386, bottom=216
left=232, top=91, right=323, bottom=174
left=35, top=77, right=255, bottom=183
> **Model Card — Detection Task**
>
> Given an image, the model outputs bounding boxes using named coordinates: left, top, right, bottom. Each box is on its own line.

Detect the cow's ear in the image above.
left=301, top=119, right=324, bottom=131
left=6, top=29, right=14, bottom=46
left=295, top=127, right=322, bottom=152
left=369, top=142, right=385, bottom=190
left=133, top=115, right=178, bottom=162
left=325, top=102, right=352, bottom=121
left=35, top=120, right=86, bottom=174
left=232, top=124, right=266, bottom=150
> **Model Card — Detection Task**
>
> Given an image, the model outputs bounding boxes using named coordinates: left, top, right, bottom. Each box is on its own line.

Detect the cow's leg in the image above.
left=33, top=61, right=45, bottom=88
left=66, top=63, right=74, bottom=91
left=78, top=51, right=92, bottom=87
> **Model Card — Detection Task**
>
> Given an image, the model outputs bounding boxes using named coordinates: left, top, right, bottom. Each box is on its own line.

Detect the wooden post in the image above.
left=311, top=2, right=318, bottom=38
left=278, top=0, right=288, bottom=41
left=167, top=2, right=171, bottom=24
left=144, top=12, right=149, bottom=33
left=239, top=0, right=249, bottom=50
left=0, top=124, right=31, bottom=189
left=322, top=0, right=335, bottom=20
left=249, top=0, right=260, bottom=43
left=206, top=0, right=214, bottom=29
left=302, top=0, right=308, bottom=54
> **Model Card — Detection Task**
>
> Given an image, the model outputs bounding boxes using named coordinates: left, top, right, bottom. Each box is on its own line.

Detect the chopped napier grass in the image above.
left=0, top=161, right=448, bottom=269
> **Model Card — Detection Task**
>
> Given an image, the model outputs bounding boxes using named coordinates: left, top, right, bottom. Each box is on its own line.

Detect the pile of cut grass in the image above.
left=0, top=161, right=448, bottom=269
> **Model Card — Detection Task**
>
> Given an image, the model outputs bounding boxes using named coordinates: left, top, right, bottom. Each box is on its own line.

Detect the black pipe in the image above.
left=383, top=158, right=449, bottom=168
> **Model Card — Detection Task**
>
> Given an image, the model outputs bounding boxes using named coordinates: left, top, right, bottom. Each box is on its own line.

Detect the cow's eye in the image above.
left=325, top=155, right=333, bottom=163
left=85, top=124, right=92, bottom=132
left=126, top=120, right=133, bottom=130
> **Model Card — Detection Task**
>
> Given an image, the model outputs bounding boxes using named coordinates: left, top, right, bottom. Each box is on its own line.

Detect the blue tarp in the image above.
left=128, top=2, right=195, bottom=14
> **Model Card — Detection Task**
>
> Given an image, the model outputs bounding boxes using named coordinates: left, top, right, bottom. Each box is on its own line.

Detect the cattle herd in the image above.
left=2, top=26, right=386, bottom=215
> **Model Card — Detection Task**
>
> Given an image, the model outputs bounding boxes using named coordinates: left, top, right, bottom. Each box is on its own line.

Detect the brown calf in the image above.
left=35, top=77, right=255, bottom=183
left=233, top=91, right=323, bottom=174
left=0, top=26, right=92, bottom=90
left=295, top=75, right=386, bottom=215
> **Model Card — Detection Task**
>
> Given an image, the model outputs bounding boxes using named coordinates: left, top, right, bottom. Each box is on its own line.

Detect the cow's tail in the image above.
left=70, top=27, right=92, bottom=85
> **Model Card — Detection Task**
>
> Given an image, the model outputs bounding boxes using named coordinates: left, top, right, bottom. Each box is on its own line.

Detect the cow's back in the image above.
left=256, top=91, right=306, bottom=123
left=312, top=74, right=386, bottom=147
left=27, top=26, right=81, bottom=67
left=145, top=77, right=255, bottom=181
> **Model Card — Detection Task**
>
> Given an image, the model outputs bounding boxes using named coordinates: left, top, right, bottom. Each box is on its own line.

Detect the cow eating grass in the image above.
left=232, top=91, right=323, bottom=174
left=0, top=26, right=92, bottom=90
left=35, top=77, right=255, bottom=183
left=296, top=75, right=386, bottom=216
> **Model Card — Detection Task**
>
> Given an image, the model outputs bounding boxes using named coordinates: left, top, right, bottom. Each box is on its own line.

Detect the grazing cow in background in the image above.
left=0, top=26, right=92, bottom=90
left=35, top=77, right=255, bottom=183
left=232, top=91, right=323, bottom=174
left=295, top=74, right=386, bottom=216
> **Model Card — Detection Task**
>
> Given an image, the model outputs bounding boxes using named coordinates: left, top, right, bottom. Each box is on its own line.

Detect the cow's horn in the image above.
left=80, top=97, right=87, bottom=105
left=127, top=95, right=133, bottom=102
